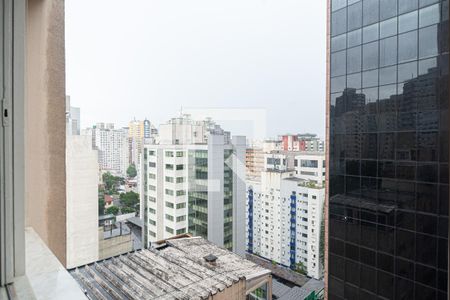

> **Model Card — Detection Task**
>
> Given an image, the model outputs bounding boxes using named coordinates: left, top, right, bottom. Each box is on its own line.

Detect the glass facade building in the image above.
left=328, top=0, right=449, bottom=299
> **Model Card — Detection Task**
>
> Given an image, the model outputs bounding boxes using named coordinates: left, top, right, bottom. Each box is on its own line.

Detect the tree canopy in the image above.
left=105, top=205, right=119, bottom=216
left=120, top=191, right=139, bottom=209
left=127, top=164, right=137, bottom=178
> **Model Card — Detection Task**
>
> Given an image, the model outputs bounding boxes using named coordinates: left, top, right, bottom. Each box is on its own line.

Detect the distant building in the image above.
left=246, top=147, right=264, bottom=181
left=84, top=123, right=129, bottom=176
left=65, top=96, right=80, bottom=135
left=247, top=151, right=325, bottom=279
left=280, top=134, right=324, bottom=152
left=70, top=236, right=273, bottom=300
left=141, top=115, right=246, bottom=255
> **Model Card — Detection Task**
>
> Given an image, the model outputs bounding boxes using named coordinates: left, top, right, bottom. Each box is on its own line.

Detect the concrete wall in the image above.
left=98, top=228, right=133, bottom=260
left=66, top=136, right=99, bottom=268
left=26, top=0, right=67, bottom=266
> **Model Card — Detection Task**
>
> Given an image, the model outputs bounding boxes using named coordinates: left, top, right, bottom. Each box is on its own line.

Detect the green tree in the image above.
left=106, top=205, right=119, bottom=216
left=294, top=261, right=307, bottom=275
left=102, top=172, right=125, bottom=194
left=127, top=164, right=137, bottom=178
left=121, top=207, right=136, bottom=214
left=120, top=191, right=139, bottom=209
left=98, top=187, right=105, bottom=215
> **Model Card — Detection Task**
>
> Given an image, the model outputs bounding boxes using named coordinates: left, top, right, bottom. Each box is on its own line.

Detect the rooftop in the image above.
left=70, top=237, right=271, bottom=300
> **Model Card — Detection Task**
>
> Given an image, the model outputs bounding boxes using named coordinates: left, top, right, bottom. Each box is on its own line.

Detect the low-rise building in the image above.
left=70, top=236, right=273, bottom=300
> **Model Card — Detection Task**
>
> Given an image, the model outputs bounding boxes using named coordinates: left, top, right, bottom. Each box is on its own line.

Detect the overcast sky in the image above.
left=65, top=0, right=326, bottom=139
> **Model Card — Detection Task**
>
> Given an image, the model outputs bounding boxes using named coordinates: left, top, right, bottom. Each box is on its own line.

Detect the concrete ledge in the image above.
left=11, top=228, right=86, bottom=300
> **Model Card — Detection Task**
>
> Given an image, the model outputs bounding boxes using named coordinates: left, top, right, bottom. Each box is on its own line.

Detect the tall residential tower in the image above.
left=141, top=115, right=246, bottom=255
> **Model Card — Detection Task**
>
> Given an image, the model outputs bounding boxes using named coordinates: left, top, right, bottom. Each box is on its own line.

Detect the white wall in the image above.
left=66, top=135, right=99, bottom=268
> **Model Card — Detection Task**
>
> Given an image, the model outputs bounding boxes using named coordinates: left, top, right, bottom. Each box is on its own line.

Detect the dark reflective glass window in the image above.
left=399, top=10, right=418, bottom=33
left=399, top=0, right=419, bottom=14
left=438, top=237, right=448, bottom=270
left=418, top=163, right=438, bottom=182
left=396, top=258, right=415, bottom=279
left=363, top=0, right=379, bottom=26
left=347, top=160, right=361, bottom=176
left=419, top=25, right=438, bottom=59
left=347, top=46, right=362, bottom=74
left=439, top=185, right=449, bottom=215
left=396, top=277, right=414, bottom=299
left=332, top=50, right=347, bottom=77
left=361, top=221, right=377, bottom=248
left=329, top=277, right=344, bottom=299
left=380, top=36, right=397, bottom=67
left=397, top=212, right=414, bottom=231
left=332, top=34, right=347, bottom=52
left=347, top=72, right=362, bottom=89
left=361, top=247, right=376, bottom=266
left=347, top=29, right=362, bottom=48
left=331, top=76, right=347, bottom=93
left=419, top=57, right=437, bottom=75
left=362, top=69, right=378, bottom=88
left=379, top=65, right=397, bottom=85
left=397, top=181, right=415, bottom=209
left=332, top=0, right=347, bottom=12
left=396, top=162, right=416, bottom=180
left=416, top=233, right=437, bottom=265
left=420, top=0, right=439, bottom=7
left=380, top=17, right=398, bottom=38
left=378, top=225, right=395, bottom=254
left=378, top=270, right=394, bottom=299
left=418, top=132, right=438, bottom=161
left=361, top=160, right=377, bottom=177
left=399, top=31, right=418, bottom=63
left=346, top=259, right=361, bottom=286
left=396, top=132, right=416, bottom=161
left=362, top=132, right=378, bottom=158
left=332, top=8, right=348, bottom=37
left=380, top=0, right=398, bottom=20
left=398, top=61, right=418, bottom=82
left=377, top=253, right=394, bottom=273
left=417, top=183, right=438, bottom=213
left=419, top=3, right=440, bottom=27
left=363, top=41, right=379, bottom=71
left=348, top=2, right=363, bottom=31
left=416, top=212, right=437, bottom=235
left=379, top=133, right=395, bottom=159
left=396, top=229, right=415, bottom=260
left=363, top=23, right=379, bottom=43
left=415, top=264, right=437, bottom=288
left=379, top=161, right=395, bottom=178
left=360, top=265, right=377, bottom=293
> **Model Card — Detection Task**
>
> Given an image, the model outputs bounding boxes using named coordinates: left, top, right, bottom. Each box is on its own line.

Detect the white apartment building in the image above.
left=247, top=150, right=325, bottom=279
left=85, top=123, right=129, bottom=176
left=141, top=115, right=246, bottom=255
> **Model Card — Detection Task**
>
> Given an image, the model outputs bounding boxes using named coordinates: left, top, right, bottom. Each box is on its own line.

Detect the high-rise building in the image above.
left=141, top=115, right=246, bottom=255
left=327, top=0, right=448, bottom=299
left=247, top=151, right=325, bottom=279
left=65, top=96, right=80, bottom=136
left=85, top=123, right=129, bottom=176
